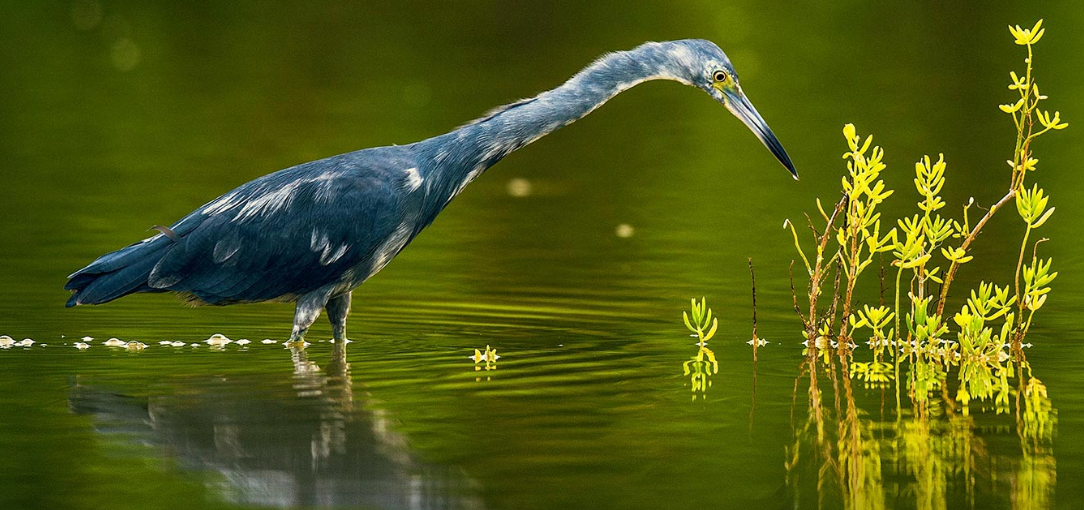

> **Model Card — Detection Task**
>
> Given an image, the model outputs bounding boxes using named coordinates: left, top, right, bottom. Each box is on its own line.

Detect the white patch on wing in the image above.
left=310, top=228, right=348, bottom=266
left=321, top=244, right=349, bottom=265
left=212, top=238, right=241, bottom=264
left=235, top=183, right=303, bottom=221
left=367, top=222, right=412, bottom=278
left=204, top=170, right=346, bottom=222
left=310, top=229, right=330, bottom=252
left=203, top=192, right=242, bottom=216
left=148, top=261, right=181, bottom=288
left=402, top=167, right=423, bottom=192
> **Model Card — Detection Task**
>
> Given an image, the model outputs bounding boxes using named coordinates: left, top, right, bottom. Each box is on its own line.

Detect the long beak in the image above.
left=721, top=89, right=798, bottom=180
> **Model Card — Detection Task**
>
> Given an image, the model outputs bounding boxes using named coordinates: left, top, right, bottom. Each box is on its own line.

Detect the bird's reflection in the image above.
left=69, top=341, right=484, bottom=509
left=784, top=347, right=1056, bottom=510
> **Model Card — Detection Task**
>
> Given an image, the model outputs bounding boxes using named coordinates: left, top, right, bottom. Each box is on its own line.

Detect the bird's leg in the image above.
left=326, top=292, right=352, bottom=342
left=288, top=292, right=328, bottom=343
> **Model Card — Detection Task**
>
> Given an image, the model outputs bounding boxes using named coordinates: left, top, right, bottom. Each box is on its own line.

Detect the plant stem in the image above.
left=935, top=189, right=1017, bottom=317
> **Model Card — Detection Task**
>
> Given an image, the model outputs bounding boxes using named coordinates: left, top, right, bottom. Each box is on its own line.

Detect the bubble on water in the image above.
left=615, top=224, right=635, bottom=238
left=16, top=338, right=36, bottom=347
left=81, top=336, right=94, bottom=342
left=235, top=339, right=251, bottom=346
left=0, top=336, right=13, bottom=348
left=125, top=341, right=146, bottom=351
left=261, top=339, right=276, bottom=345
left=171, top=342, right=187, bottom=347
left=74, top=342, right=91, bottom=350
left=103, top=338, right=126, bottom=347
left=158, top=341, right=173, bottom=346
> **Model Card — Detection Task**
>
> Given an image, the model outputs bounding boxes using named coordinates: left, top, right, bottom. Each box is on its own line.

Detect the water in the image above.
left=2, top=2, right=1083, bottom=509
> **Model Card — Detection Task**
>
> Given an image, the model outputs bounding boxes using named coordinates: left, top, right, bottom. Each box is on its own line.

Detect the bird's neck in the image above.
left=419, top=42, right=688, bottom=196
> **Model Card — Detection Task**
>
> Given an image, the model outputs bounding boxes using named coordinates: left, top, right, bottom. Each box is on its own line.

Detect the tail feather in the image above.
left=66, top=237, right=173, bottom=307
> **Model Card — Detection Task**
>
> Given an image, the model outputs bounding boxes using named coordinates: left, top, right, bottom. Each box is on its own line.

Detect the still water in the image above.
left=2, top=2, right=1083, bottom=509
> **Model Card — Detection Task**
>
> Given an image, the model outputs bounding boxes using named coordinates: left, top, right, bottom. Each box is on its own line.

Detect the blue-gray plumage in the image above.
left=65, top=39, right=797, bottom=342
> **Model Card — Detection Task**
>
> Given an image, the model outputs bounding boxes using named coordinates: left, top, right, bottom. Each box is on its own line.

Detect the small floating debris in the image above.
left=235, top=339, right=251, bottom=346
left=103, top=338, right=127, bottom=347
left=205, top=334, right=232, bottom=347
left=469, top=345, right=500, bottom=363
left=125, top=341, right=146, bottom=351
left=802, top=336, right=832, bottom=349
left=15, top=338, right=35, bottom=347
left=615, top=223, right=635, bottom=238
left=74, top=342, right=91, bottom=350
left=261, top=339, right=275, bottom=344
left=747, top=338, right=769, bottom=347
left=170, top=341, right=187, bottom=347
left=0, top=336, right=15, bottom=349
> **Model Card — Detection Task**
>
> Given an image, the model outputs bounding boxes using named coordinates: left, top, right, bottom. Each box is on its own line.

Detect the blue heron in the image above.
left=66, top=39, right=797, bottom=342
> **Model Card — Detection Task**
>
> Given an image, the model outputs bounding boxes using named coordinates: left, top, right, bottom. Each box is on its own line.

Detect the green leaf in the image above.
left=1031, top=207, right=1055, bottom=228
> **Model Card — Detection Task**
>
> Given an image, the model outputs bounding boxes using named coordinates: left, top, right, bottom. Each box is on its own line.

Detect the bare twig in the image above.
left=749, top=257, right=759, bottom=361
left=935, top=188, right=1017, bottom=316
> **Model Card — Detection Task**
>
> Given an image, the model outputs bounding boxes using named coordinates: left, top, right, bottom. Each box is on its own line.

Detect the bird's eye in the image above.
left=712, top=70, right=729, bottom=83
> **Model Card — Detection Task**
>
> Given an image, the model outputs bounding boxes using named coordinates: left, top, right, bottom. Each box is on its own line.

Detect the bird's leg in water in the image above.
left=327, top=292, right=352, bottom=342
left=287, top=291, right=329, bottom=343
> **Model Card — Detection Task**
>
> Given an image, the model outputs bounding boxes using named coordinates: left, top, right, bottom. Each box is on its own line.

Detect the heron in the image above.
left=66, top=39, right=797, bottom=342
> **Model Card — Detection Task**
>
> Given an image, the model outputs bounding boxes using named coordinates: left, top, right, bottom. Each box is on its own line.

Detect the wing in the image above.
left=148, top=151, right=423, bottom=304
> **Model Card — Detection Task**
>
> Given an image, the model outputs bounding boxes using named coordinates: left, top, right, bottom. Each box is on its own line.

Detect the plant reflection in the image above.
left=786, top=347, right=1055, bottom=509
left=682, top=344, right=718, bottom=400
left=68, top=342, right=484, bottom=509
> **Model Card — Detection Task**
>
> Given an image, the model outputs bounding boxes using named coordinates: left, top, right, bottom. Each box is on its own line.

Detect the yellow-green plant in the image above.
left=837, top=126, right=897, bottom=346
left=936, top=20, right=1065, bottom=327
left=785, top=20, right=1065, bottom=411
left=683, top=297, right=718, bottom=345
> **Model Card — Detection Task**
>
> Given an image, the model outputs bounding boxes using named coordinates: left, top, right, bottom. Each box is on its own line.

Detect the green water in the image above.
left=2, top=2, right=1083, bottom=509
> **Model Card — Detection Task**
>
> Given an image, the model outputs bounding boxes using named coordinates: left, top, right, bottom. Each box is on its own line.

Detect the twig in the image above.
left=749, top=257, right=759, bottom=362
left=935, top=188, right=1017, bottom=316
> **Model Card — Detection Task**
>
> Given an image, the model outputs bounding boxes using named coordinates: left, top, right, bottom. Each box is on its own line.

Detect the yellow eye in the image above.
left=712, top=70, right=729, bottom=83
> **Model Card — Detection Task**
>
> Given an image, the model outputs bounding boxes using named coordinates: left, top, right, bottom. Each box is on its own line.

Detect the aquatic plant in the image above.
left=784, top=20, right=1065, bottom=411
left=470, top=345, right=499, bottom=371
left=680, top=298, right=720, bottom=398
left=682, top=297, right=718, bottom=346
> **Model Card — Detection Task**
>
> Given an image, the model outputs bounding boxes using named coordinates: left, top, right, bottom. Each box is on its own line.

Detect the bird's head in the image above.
left=655, top=39, right=798, bottom=179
